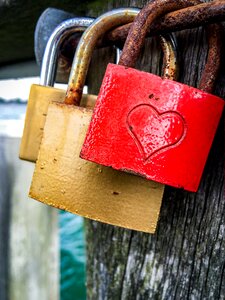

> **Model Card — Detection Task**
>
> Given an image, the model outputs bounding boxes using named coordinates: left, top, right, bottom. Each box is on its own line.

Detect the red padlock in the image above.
left=80, top=1, right=224, bottom=192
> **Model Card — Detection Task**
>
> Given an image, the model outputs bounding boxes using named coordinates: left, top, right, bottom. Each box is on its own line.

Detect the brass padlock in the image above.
left=20, top=17, right=96, bottom=162
left=29, top=8, right=178, bottom=233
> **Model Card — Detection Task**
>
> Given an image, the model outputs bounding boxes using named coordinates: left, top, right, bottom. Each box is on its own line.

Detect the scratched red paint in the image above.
left=80, top=64, right=224, bottom=192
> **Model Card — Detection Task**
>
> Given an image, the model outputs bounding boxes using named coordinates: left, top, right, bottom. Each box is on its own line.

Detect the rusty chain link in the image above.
left=104, top=1, right=225, bottom=47
left=59, top=1, right=225, bottom=60
left=57, top=0, right=225, bottom=84
left=118, top=0, right=222, bottom=94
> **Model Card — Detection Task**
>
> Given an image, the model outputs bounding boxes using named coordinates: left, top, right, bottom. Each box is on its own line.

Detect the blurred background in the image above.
left=0, top=1, right=105, bottom=299
left=0, top=78, right=86, bottom=300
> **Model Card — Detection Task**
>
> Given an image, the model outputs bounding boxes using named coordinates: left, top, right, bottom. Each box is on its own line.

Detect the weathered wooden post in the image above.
left=86, top=1, right=225, bottom=299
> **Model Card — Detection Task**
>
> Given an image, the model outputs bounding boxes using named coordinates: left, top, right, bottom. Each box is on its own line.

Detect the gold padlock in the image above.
left=29, top=8, right=178, bottom=233
left=20, top=17, right=96, bottom=162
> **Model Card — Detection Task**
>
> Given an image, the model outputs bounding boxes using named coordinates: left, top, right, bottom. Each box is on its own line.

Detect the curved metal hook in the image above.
left=40, top=17, right=94, bottom=86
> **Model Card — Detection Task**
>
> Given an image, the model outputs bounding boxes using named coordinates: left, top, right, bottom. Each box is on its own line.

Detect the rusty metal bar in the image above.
left=65, top=8, right=141, bottom=105
left=117, top=0, right=222, bottom=93
left=104, top=1, right=225, bottom=47
left=118, top=0, right=193, bottom=67
left=199, top=23, right=222, bottom=93
left=59, top=1, right=225, bottom=70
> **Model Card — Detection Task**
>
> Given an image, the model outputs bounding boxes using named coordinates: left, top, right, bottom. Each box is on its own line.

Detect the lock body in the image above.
left=19, top=84, right=96, bottom=162
left=81, top=64, right=224, bottom=192
left=19, top=17, right=95, bottom=162
left=20, top=85, right=65, bottom=162
left=28, top=9, right=169, bottom=233
left=30, top=102, right=164, bottom=233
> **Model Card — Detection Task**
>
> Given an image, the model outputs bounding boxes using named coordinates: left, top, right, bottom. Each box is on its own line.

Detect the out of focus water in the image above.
left=0, top=101, right=86, bottom=300
left=60, top=212, right=86, bottom=300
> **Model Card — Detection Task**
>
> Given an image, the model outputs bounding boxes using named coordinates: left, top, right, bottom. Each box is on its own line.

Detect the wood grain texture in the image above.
left=86, top=1, right=225, bottom=299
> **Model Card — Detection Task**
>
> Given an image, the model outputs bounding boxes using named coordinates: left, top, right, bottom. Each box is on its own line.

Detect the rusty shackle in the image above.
left=119, top=0, right=222, bottom=94
left=64, top=7, right=187, bottom=106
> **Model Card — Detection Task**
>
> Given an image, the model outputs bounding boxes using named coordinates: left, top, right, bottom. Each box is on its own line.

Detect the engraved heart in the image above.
left=127, top=104, right=186, bottom=160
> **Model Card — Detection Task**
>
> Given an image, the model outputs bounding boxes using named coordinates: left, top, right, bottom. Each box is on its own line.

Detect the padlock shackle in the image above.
left=65, top=8, right=140, bottom=105
left=119, top=0, right=195, bottom=68
left=198, top=23, right=222, bottom=93
left=119, top=0, right=221, bottom=94
left=65, top=7, right=187, bottom=106
left=40, top=17, right=94, bottom=86
left=159, top=34, right=177, bottom=80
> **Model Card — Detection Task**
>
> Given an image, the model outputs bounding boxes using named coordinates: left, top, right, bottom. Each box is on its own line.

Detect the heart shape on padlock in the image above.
left=127, top=104, right=186, bottom=161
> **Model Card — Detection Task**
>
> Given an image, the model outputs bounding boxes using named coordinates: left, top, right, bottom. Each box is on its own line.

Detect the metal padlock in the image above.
left=29, top=8, right=178, bottom=233
left=80, top=2, right=224, bottom=192
left=20, top=17, right=96, bottom=162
